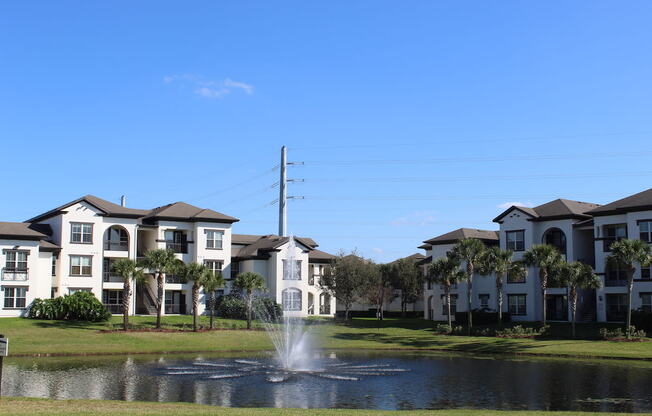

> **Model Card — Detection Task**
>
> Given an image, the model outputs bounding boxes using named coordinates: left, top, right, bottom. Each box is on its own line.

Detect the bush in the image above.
left=433, top=323, right=452, bottom=334
left=600, top=326, right=647, bottom=340
left=216, top=294, right=282, bottom=320
left=495, top=325, right=548, bottom=338
left=454, top=310, right=511, bottom=325
left=28, top=292, right=111, bottom=322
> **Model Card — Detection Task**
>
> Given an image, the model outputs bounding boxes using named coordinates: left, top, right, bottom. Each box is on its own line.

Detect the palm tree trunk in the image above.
left=209, top=292, right=215, bottom=329
left=541, top=269, right=548, bottom=325
left=570, top=286, right=577, bottom=338
left=626, top=269, right=634, bottom=339
left=446, top=287, right=452, bottom=330
left=247, top=290, right=252, bottom=330
left=496, top=277, right=503, bottom=328
left=122, top=278, right=131, bottom=331
left=192, top=282, right=199, bottom=332
left=466, top=263, right=473, bottom=335
left=156, top=273, right=164, bottom=329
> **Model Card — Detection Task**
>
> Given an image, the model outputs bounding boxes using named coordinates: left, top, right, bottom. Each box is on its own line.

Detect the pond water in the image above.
left=3, top=351, right=652, bottom=412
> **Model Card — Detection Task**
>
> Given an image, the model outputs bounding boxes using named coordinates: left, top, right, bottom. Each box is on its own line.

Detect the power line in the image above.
left=185, top=165, right=278, bottom=203
left=302, top=192, right=624, bottom=201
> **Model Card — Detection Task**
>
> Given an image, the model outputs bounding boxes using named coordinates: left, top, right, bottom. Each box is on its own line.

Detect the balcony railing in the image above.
left=103, top=272, right=124, bottom=283
left=605, top=279, right=627, bottom=287
left=2, top=268, right=28, bottom=281
left=104, top=241, right=128, bottom=251
left=104, top=304, right=123, bottom=314
left=166, top=242, right=188, bottom=254
left=165, top=275, right=183, bottom=284
left=165, top=304, right=182, bottom=314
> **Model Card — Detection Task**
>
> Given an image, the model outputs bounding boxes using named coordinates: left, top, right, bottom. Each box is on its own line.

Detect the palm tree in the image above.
left=607, top=239, right=652, bottom=338
left=202, top=270, right=226, bottom=329
left=178, top=262, right=213, bottom=332
left=233, top=272, right=266, bottom=329
left=111, top=258, right=145, bottom=331
left=558, top=261, right=601, bottom=338
left=428, top=256, right=465, bottom=329
left=140, top=249, right=181, bottom=329
left=450, top=238, right=486, bottom=334
left=478, top=246, right=527, bottom=327
left=523, top=244, right=563, bottom=325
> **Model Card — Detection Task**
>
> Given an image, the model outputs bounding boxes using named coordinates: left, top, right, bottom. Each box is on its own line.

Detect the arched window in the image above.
left=542, top=228, right=566, bottom=257
left=282, top=288, right=302, bottom=311
left=104, top=226, right=129, bottom=251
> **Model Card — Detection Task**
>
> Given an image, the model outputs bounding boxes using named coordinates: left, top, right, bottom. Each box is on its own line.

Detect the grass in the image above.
left=0, top=398, right=647, bottom=416
left=1, top=316, right=652, bottom=361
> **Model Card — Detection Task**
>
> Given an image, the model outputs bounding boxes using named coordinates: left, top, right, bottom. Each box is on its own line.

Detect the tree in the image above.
left=557, top=261, right=601, bottom=338
left=428, top=255, right=465, bottom=329
left=233, top=272, right=266, bottom=329
left=178, top=262, right=213, bottom=332
left=477, top=246, right=527, bottom=327
left=607, top=239, right=652, bottom=338
left=202, top=269, right=226, bottom=329
left=140, top=249, right=182, bottom=329
left=109, top=259, right=145, bottom=330
left=450, top=238, right=486, bottom=334
left=319, top=251, right=369, bottom=320
left=523, top=244, right=564, bottom=325
left=365, top=263, right=393, bottom=320
left=391, top=258, right=425, bottom=317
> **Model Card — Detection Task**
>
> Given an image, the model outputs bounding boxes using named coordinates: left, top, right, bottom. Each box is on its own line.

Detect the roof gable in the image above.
left=493, top=198, right=599, bottom=223
left=423, top=228, right=499, bottom=245
left=588, top=188, right=652, bottom=216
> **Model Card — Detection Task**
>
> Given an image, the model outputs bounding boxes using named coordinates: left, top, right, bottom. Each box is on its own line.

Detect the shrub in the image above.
left=454, top=310, right=511, bottom=325
left=433, top=323, right=452, bottom=334
left=28, top=292, right=110, bottom=322
left=216, top=294, right=282, bottom=320
left=600, top=326, right=647, bottom=340
left=495, top=325, right=548, bottom=338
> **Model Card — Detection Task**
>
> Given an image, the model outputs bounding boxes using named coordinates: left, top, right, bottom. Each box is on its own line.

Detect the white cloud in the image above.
left=164, top=74, right=254, bottom=99
left=372, top=248, right=384, bottom=254
left=497, top=201, right=534, bottom=210
left=390, top=210, right=437, bottom=226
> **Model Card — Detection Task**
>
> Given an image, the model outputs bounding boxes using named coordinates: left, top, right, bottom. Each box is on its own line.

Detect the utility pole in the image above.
left=277, top=146, right=304, bottom=237
left=278, top=146, right=287, bottom=237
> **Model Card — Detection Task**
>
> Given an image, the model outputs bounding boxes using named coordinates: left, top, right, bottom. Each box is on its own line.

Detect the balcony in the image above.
left=104, top=241, right=128, bottom=251
left=165, top=303, right=182, bottom=314
left=104, top=304, right=123, bottom=314
left=166, top=242, right=188, bottom=254
left=103, top=272, right=124, bottom=283
left=605, top=279, right=627, bottom=287
left=2, top=268, right=28, bottom=281
left=165, top=275, right=183, bottom=284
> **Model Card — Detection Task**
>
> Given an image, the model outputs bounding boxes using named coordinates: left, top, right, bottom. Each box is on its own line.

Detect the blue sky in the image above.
left=1, top=1, right=652, bottom=262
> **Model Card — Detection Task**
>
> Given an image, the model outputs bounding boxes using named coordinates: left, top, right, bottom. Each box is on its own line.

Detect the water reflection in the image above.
left=3, top=351, right=652, bottom=412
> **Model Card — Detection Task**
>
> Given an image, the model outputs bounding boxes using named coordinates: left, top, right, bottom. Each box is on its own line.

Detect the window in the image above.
left=506, top=230, right=525, bottom=251
left=605, top=265, right=627, bottom=286
left=479, top=294, right=490, bottom=309
left=282, top=288, right=302, bottom=311
left=640, top=293, right=652, bottom=313
left=102, top=289, right=123, bottom=314
left=51, top=255, right=56, bottom=276
left=164, top=230, right=188, bottom=253
left=70, top=255, right=92, bottom=276
left=543, top=228, right=567, bottom=257
left=68, top=288, right=91, bottom=295
left=642, top=265, right=651, bottom=280
left=51, top=287, right=57, bottom=298
left=206, top=230, right=224, bottom=249
left=282, top=260, right=302, bottom=280
left=204, top=260, right=223, bottom=276
left=606, top=294, right=627, bottom=322
left=71, top=223, right=93, bottom=244
left=230, top=261, right=240, bottom=279
left=3, top=286, right=27, bottom=308
left=640, top=221, right=652, bottom=243
left=441, top=294, right=457, bottom=315
left=508, top=294, right=526, bottom=315
left=507, top=271, right=526, bottom=284
left=603, top=224, right=627, bottom=252
left=5, top=250, right=28, bottom=271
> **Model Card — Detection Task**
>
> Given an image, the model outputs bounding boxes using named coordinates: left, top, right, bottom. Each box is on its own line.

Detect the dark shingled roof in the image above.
left=309, top=248, right=336, bottom=263
left=0, top=222, right=49, bottom=240
left=417, top=255, right=432, bottom=266
left=25, top=195, right=238, bottom=224
left=417, top=243, right=432, bottom=250
left=39, top=240, right=61, bottom=251
left=423, top=228, right=499, bottom=246
left=231, top=234, right=324, bottom=261
left=493, top=199, right=599, bottom=223
left=587, top=188, right=652, bottom=216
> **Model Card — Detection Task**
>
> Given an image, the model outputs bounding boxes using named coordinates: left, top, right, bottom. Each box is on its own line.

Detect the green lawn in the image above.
left=1, top=316, right=652, bottom=361
left=0, top=398, right=646, bottom=416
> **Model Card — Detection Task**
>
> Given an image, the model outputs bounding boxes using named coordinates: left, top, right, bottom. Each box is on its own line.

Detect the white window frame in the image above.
left=205, top=230, right=224, bottom=249
left=3, top=286, right=27, bottom=309
left=71, top=222, right=93, bottom=244
left=282, top=288, right=302, bottom=311
left=70, top=255, right=92, bottom=276
left=204, top=260, right=223, bottom=276
left=506, top=230, right=525, bottom=252
left=640, top=221, right=652, bottom=243
left=479, top=293, right=490, bottom=309
left=282, top=260, right=302, bottom=280
left=508, top=294, right=527, bottom=315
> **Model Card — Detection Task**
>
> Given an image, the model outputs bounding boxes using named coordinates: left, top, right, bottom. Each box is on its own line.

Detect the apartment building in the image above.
left=421, top=190, right=652, bottom=323
left=0, top=195, right=335, bottom=318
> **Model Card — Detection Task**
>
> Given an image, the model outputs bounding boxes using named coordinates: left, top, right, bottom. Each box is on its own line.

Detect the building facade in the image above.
left=0, top=195, right=335, bottom=318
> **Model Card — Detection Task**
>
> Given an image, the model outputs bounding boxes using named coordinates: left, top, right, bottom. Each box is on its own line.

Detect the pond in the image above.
left=3, top=351, right=652, bottom=412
